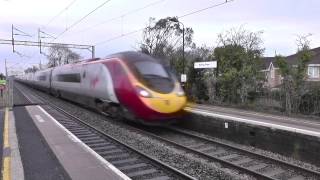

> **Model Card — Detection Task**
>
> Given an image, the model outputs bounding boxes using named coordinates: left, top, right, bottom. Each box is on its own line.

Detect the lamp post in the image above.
left=169, top=18, right=185, bottom=83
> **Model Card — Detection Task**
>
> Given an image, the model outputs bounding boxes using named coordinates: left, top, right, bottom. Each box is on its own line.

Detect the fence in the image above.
left=0, top=78, right=13, bottom=108
left=189, top=87, right=320, bottom=117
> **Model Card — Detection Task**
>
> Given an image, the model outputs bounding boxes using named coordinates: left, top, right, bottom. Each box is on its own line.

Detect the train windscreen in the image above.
left=133, top=61, right=174, bottom=93
left=134, top=61, right=169, bottom=78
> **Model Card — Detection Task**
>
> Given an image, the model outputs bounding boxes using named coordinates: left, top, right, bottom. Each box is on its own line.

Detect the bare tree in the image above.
left=46, top=44, right=81, bottom=67
left=0, top=73, right=5, bottom=79
left=214, top=26, right=265, bottom=104
left=140, top=17, right=194, bottom=59
left=24, top=66, right=39, bottom=73
left=276, top=34, right=313, bottom=114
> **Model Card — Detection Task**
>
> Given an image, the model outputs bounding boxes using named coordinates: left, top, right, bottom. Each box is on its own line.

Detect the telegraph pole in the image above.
left=1, top=38, right=93, bottom=55
left=38, top=28, right=42, bottom=54
left=2, top=25, right=95, bottom=62
left=168, top=18, right=186, bottom=85
left=92, top=46, right=95, bottom=59
left=5, top=59, right=8, bottom=78
left=11, top=25, right=15, bottom=53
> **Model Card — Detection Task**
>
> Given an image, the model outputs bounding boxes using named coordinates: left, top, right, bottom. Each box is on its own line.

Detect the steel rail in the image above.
left=15, top=83, right=271, bottom=179
left=17, top=82, right=319, bottom=179
left=15, top=83, right=197, bottom=180
left=125, top=125, right=276, bottom=180
left=167, top=127, right=320, bottom=177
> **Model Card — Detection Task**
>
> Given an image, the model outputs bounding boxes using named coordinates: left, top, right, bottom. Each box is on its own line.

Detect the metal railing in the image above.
left=0, top=78, right=13, bottom=108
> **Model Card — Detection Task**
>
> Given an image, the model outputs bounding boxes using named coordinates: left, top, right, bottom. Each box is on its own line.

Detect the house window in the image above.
left=270, top=69, right=275, bottom=79
left=308, top=66, right=319, bottom=78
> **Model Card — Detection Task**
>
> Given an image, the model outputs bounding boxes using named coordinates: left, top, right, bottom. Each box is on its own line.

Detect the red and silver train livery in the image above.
left=16, top=51, right=187, bottom=124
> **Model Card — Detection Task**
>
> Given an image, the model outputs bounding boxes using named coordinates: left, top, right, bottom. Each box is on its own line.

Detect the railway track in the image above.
left=15, top=82, right=320, bottom=180
left=128, top=125, right=320, bottom=180
left=14, top=83, right=196, bottom=180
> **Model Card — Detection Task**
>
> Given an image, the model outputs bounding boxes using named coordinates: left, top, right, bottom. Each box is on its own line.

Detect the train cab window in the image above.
left=134, top=61, right=169, bottom=78
left=133, top=61, right=174, bottom=93
left=56, top=73, right=81, bottom=83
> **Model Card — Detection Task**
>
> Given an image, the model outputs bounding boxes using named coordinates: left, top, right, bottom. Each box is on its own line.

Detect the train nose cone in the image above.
left=142, top=95, right=186, bottom=114
left=164, top=100, right=170, bottom=105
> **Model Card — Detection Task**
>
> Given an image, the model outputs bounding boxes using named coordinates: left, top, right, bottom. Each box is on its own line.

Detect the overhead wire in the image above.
left=9, top=1, right=77, bottom=72
left=12, top=26, right=33, bottom=37
left=75, top=0, right=165, bottom=34
left=52, top=0, right=112, bottom=42
left=95, top=28, right=144, bottom=45
left=179, top=0, right=234, bottom=18
left=94, top=0, right=234, bottom=46
left=11, top=25, right=36, bottom=59
left=39, top=30, right=56, bottom=39
left=42, top=0, right=77, bottom=28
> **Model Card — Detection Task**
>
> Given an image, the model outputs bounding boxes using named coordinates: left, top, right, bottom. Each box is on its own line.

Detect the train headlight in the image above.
left=177, top=91, right=185, bottom=96
left=176, top=86, right=185, bottom=96
left=136, top=86, right=153, bottom=98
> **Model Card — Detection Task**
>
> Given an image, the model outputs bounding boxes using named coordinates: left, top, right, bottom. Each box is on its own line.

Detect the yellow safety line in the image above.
left=4, top=108, right=9, bottom=148
left=2, top=157, right=10, bottom=180
left=2, top=107, right=11, bottom=180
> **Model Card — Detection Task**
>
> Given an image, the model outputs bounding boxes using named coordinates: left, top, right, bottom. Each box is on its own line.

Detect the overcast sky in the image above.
left=1, top=0, right=320, bottom=75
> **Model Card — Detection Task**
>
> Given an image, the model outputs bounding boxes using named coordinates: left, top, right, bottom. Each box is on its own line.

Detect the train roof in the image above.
left=23, top=52, right=163, bottom=75
left=84, top=58, right=101, bottom=62
left=105, top=51, right=161, bottom=63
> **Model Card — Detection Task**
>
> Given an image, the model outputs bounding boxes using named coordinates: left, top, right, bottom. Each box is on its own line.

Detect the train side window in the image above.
left=56, top=73, right=81, bottom=83
left=38, top=75, right=46, bottom=81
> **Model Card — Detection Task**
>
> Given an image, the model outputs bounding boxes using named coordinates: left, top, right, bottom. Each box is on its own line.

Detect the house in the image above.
left=262, top=47, right=320, bottom=89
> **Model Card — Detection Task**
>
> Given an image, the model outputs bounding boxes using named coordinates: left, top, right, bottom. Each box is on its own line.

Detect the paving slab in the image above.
left=8, top=109, right=25, bottom=180
left=0, top=109, right=4, bottom=177
left=25, top=105, right=130, bottom=180
left=14, top=106, right=70, bottom=180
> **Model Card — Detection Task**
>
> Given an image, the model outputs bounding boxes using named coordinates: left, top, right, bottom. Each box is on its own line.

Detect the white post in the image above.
left=5, top=59, right=8, bottom=78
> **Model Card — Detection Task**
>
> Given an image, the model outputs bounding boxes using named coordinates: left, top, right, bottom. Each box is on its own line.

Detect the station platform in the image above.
left=186, top=104, right=320, bottom=137
left=1, top=105, right=130, bottom=180
left=183, top=103, right=320, bottom=167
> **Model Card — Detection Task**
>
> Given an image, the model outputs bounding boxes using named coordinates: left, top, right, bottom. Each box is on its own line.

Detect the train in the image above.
left=16, top=51, right=187, bottom=124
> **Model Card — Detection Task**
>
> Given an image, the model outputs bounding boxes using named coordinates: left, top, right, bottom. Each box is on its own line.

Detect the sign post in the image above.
left=181, top=74, right=187, bottom=83
left=193, top=61, right=218, bottom=99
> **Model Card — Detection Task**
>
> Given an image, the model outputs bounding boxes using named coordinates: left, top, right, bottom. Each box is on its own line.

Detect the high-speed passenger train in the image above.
left=16, top=51, right=187, bottom=124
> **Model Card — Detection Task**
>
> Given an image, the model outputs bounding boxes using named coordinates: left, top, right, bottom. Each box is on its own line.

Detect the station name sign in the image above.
left=194, top=61, right=217, bottom=69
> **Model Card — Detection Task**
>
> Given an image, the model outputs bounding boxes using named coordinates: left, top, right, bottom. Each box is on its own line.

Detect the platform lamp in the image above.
left=168, top=17, right=185, bottom=85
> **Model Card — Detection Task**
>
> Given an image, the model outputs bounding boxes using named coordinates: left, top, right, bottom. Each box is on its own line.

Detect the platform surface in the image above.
left=1, top=105, right=130, bottom=180
left=0, top=109, right=3, bottom=176
left=187, top=104, right=320, bottom=137
left=24, top=105, right=128, bottom=180
left=14, top=106, right=70, bottom=180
